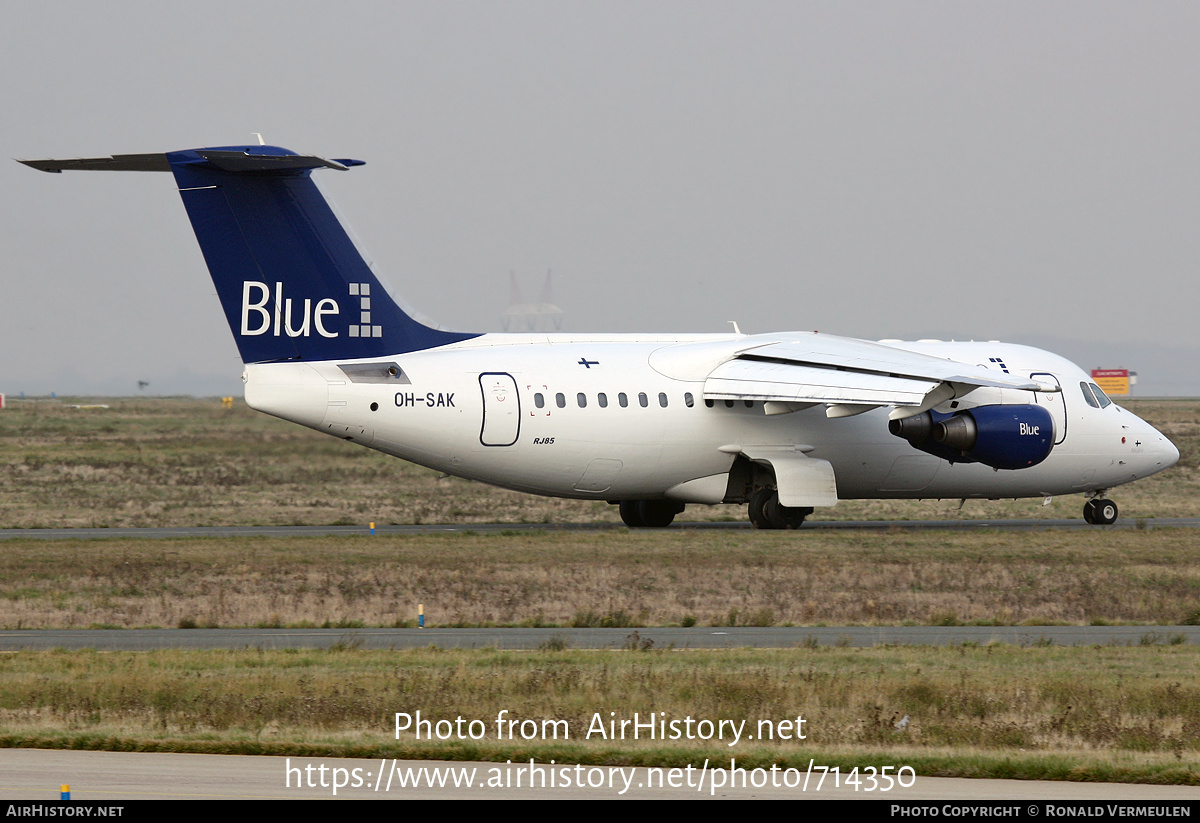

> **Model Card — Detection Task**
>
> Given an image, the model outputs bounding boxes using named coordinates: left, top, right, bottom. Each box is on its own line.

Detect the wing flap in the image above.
left=705, top=359, right=938, bottom=406
left=703, top=333, right=1050, bottom=409
left=737, top=335, right=1046, bottom=390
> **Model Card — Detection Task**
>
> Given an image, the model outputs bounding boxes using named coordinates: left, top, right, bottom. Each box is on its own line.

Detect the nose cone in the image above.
left=1162, top=435, right=1181, bottom=468
left=1133, top=416, right=1180, bottom=478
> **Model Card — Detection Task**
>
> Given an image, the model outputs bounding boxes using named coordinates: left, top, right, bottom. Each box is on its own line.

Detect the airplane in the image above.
left=20, top=143, right=1179, bottom=529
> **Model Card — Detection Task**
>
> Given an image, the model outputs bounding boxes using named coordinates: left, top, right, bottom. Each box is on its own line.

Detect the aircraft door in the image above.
left=1031, top=373, right=1067, bottom=445
left=479, top=373, right=521, bottom=446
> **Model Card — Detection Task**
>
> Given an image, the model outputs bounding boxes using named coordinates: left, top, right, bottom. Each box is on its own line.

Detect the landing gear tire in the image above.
left=749, top=490, right=812, bottom=529
left=1084, top=498, right=1118, bottom=526
left=620, top=500, right=681, bottom=528
left=748, top=489, right=774, bottom=529
left=765, top=495, right=813, bottom=530
left=640, top=500, right=681, bottom=528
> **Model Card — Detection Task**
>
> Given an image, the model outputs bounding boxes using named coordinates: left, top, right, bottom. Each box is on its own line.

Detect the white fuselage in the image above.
left=243, top=333, right=1177, bottom=507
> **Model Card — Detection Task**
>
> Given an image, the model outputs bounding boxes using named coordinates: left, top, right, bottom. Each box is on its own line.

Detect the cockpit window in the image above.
left=1089, top=383, right=1113, bottom=409
left=1080, top=382, right=1099, bottom=408
left=1080, top=382, right=1113, bottom=409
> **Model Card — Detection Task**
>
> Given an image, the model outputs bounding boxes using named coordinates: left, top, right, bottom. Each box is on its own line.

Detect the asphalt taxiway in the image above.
left=3, top=749, right=1198, bottom=801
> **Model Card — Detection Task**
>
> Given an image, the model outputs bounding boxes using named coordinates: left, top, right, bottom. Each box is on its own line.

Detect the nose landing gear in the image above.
left=1083, top=497, right=1118, bottom=525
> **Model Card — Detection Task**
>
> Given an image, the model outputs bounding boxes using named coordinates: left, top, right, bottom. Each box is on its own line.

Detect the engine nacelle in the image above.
left=889, top=404, right=1054, bottom=470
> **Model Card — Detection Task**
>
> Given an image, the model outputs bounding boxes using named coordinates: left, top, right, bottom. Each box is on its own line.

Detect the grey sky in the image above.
left=3, top=1, right=1197, bottom=395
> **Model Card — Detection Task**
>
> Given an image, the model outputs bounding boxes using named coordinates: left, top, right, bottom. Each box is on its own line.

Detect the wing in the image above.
left=703, top=332, right=1053, bottom=419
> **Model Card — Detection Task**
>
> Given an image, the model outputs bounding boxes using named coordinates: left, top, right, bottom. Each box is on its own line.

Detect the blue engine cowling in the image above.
left=889, top=404, right=1054, bottom=470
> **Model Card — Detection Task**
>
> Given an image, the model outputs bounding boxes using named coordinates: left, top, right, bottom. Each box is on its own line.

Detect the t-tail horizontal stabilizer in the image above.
left=19, top=145, right=478, bottom=363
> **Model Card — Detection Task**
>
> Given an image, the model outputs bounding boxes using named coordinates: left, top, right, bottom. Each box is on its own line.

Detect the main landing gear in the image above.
left=1083, top=497, right=1118, bottom=526
left=619, top=500, right=685, bottom=528
left=748, top=489, right=813, bottom=530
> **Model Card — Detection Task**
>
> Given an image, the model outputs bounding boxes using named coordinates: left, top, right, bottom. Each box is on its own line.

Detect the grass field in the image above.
left=0, top=645, right=1196, bottom=785
left=0, top=396, right=1197, bottom=783
left=0, top=529, right=1198, bottom=630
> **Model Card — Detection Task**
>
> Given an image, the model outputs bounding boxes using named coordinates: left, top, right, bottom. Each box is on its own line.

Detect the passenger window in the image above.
left=556, top=392, right=566, bottom=409
left=618, top=392, right=629, bottom=408
left=724, top=400, right=735, bottom=408
left=577, top=392, right=587, bottom=408
left=598, top=392, right=608, bottom=408
left=744, top=400, right=754, bottom=408
left=534, top=393, right=545, bottom=409
left=1079, top=382, right=1099, bottom=409
left=658, top=392, right=668, bottom=408
left=684, top=392, right=694, bottom=408
left=638, top=392, right=649, bottom=408
left=704, top=399, right=714, bottom=408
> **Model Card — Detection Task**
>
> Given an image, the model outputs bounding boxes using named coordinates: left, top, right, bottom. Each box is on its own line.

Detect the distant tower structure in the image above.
left=502, top=270, right=564, bottom=332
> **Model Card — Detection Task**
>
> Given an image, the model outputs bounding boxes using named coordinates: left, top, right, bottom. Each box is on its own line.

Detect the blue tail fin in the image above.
left=22, top=144, right=479, bottom=363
